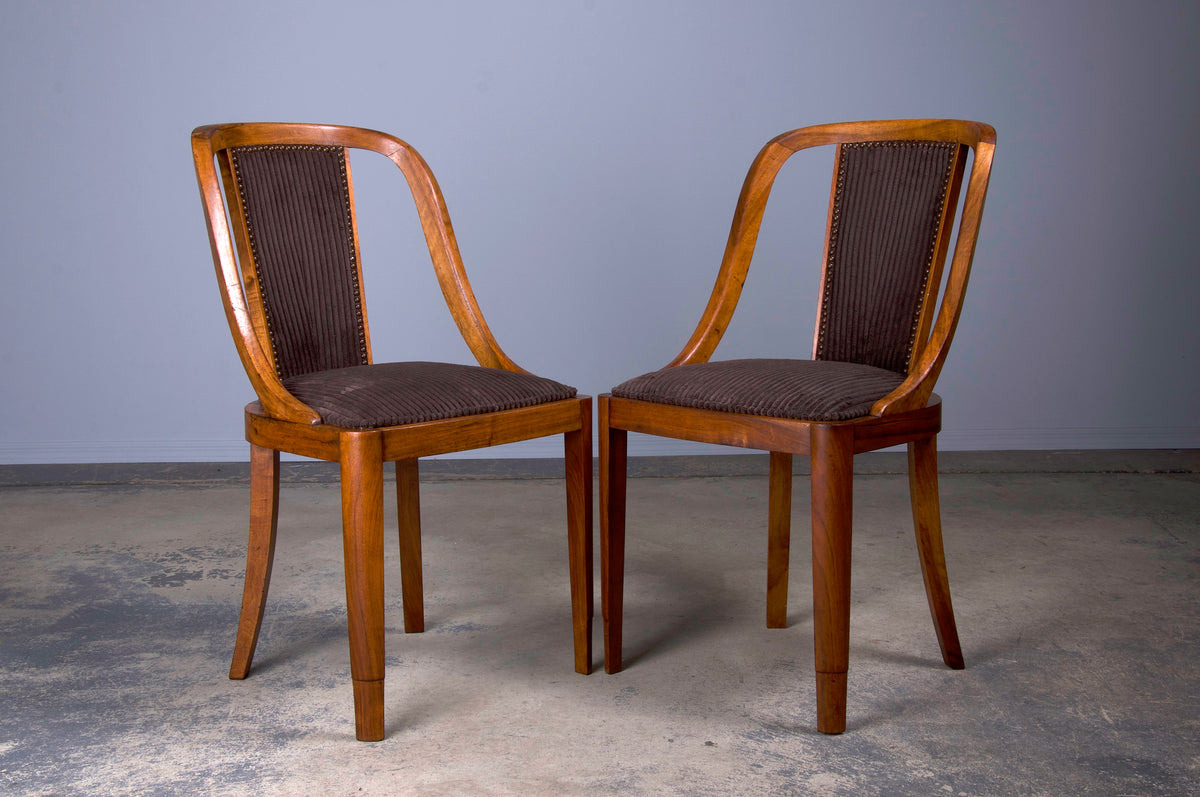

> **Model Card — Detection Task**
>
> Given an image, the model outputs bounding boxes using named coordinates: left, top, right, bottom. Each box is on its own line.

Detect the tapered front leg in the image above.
left=810, top=424, right=854, bottom=734
left=767, top=451, right=793, bottom=629
left=230, top=444, right=280, bottom=679
left=564, top=397, right=594, bottom=675
left=340, top=432, right=386, bottom=742
left=599, top=396, right=628, bottom=674
left=396, top=458, right=425, bottom=634
left=908, top=436, right=964, bottom=669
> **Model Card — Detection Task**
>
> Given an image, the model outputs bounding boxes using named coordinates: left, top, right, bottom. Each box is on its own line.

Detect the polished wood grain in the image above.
left=908, top=436, right=964, bottom=668
left=228, top=444, right=279, bottom=679
left=340, top=432, right=386, bottom=742
left=810, top=424, right=854, bottom=734
left=193, top=123, right=593, bottom=741
left=565, top=398, right=595, bottom=675
left=598, top=395, right=627, bottom=674
left=396, top=458, right=424, bottom=634
left=766, top=451, right=792, bottom=629
left=607, top=396, right=815, bottom=453
left=599, top=120, right=995, bottom=734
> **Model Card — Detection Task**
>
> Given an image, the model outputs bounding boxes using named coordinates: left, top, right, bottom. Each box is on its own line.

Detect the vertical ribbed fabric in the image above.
left=282, top=361, right=577, bottom=429
left=611, top=359, right=905, bottom=422
left=229, top=145, right=369, bottom=380
left=816, top=141, right=957, bottom=375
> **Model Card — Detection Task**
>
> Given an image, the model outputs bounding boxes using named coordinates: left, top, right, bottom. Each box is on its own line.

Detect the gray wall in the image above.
left=2, top=0, right=1197, bottom=463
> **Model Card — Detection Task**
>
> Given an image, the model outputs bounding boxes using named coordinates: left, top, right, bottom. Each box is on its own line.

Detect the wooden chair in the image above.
left=191, top=123, right=593, bottom=741
left=599, top=120, right=995, bottom=733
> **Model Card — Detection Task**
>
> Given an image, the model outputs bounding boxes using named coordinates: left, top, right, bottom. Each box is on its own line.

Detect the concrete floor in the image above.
left=0, top=452, right=1197, bottom=796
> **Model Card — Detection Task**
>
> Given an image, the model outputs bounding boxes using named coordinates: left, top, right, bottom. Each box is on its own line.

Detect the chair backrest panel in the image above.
left=226, top=144, right=369, bottom=380
left=815, top=140, right=959, bottom=375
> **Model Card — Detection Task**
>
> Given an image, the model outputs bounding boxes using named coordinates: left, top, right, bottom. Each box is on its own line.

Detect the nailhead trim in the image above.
left=816, top=140, right=957, bottom=371
left=228, top=144, right=369, bottom=375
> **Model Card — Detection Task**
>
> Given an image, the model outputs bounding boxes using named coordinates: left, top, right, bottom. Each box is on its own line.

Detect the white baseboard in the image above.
left=2, top=427, right=1198, bottom=464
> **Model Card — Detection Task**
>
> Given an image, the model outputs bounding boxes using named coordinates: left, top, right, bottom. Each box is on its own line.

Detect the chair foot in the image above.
left=352, top=679, right=385, bottom=742
left=815, top=671, right=848, bottom=734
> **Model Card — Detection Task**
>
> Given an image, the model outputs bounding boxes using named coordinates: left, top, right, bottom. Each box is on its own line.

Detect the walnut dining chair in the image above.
left=599, top=119, right=995, bottom=733
left=191, top=123, right=592, bottom=741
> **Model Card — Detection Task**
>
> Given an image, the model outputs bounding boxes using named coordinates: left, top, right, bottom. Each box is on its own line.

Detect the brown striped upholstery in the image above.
left=612, top=139, right=957, bottom=422
left=228, top=145, right=368, bottom=380
left=816, top=141, right=957, bottom=374
left=283, top=362, right=576, bottom=429
left=612, top=359, right=903, bottom=422
left=228, top=144, right=577, bottom=429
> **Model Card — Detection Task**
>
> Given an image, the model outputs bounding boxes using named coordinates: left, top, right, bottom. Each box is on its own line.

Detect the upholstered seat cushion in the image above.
left=282, top=361, right=576, bottom=429
left=611, top=359, right=905, bottom=422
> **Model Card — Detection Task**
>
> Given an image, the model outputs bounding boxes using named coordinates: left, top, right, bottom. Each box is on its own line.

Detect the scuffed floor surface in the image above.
left=1, top=467, right=1198, bottom=795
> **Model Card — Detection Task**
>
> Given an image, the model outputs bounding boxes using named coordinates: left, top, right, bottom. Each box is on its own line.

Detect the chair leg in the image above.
left=908, top=436, right=964, bottom=669
left=564, top=397, right=594, bottom=675
left=599, top=396, right=627, bottom=674
left=229, top=444, right=280, bottom=680
left=810, top=425, right=854, bottom=734
left=395, top=458, right=425, bottom=634
left=340, top=432, right=387, bottom=742
left=767, top=451, right=793, bottom=629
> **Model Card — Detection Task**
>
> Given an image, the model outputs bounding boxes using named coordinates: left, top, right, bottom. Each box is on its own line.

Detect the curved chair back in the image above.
left=670, top=119, right=995, bottom=416
left=192, top=123, right=524, bottom=424
left=221, top=143, right=370, bottom=381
